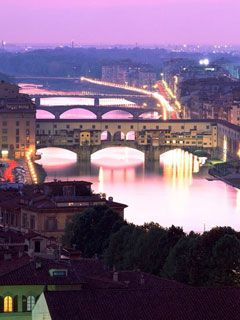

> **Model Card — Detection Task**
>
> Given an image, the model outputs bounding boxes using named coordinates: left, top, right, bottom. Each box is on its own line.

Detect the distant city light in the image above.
left=199, top=58, right=210, bottom=66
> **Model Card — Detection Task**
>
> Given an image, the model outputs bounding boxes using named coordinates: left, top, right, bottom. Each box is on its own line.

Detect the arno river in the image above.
left=36, top=146, right=240, bottom=233
left=20, top=82, right=240, bottom=232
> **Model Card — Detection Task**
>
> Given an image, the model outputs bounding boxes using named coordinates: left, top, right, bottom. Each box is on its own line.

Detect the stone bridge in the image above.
left=36, top=105, right=162, bottom=119
left=36, top=140, right=174, bottom=162
left=33, top=94, right=157, bottom=109
left=36, top=119, right=240, bottom=162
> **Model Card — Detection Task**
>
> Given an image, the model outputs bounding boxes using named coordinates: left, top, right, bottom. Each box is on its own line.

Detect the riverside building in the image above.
left=0, top=81, right=36, bottom=159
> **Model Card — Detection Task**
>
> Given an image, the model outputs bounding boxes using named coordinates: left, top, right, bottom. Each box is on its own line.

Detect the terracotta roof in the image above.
left=44, top=285, right=240, bottom=320
left=0, top=257, right=107, bottom=286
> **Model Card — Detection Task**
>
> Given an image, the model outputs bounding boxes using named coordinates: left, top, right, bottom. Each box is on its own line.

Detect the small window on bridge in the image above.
left=118, top=125, right=121, bottom=129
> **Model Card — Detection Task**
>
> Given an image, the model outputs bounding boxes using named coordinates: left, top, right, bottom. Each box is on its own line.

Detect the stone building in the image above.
left=0, top=81, right=36, bottom=159
left=0, top=180, right=127, bottom=239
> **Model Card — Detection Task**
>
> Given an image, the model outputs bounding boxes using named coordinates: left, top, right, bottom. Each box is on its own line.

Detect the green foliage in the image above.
left=63, top=205, right=125, bottom=258
left=64, top=209, right=240, bottom=287
left=162, top=235, right=198, bottom=283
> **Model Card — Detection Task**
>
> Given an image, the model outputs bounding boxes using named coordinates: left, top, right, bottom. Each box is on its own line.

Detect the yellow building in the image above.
left=0, top=81, right=36, bottom=159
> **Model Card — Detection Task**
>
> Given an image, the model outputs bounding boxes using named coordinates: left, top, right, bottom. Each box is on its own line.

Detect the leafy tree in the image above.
left=162, top=235, right=198, bottom=283
left=63, top=205, right=125, bottom=257
left=188, top=227, right=240, bottom=286
left=209, top=234, right=240, bottom=286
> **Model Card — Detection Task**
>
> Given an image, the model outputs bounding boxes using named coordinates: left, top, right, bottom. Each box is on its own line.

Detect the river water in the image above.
left=35, top=147, right=240, bottom=233
left=20, top=83, right=240, bottom=232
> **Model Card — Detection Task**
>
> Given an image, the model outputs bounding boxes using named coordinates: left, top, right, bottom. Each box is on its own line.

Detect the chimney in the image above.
left=113, top=271, right=119, bottom=282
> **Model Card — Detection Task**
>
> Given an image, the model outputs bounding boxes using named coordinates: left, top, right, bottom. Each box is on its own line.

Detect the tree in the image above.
left=209, top=234, right=240, bottom=286
left=63, top=205, right=126, bottom=257
left=162, top=235, right=198, bottom=283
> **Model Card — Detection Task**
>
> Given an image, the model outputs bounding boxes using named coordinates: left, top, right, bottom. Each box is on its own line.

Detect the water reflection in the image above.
left=36, top=147, right=240, bottom=232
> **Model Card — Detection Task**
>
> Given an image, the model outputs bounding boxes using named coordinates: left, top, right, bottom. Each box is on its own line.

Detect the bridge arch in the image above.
left=138, top=111, right=161, bottom=119
left=101, top=131, right=112, bottom=141
left=101, top=110, right=134, bottom=119
left=113, top=131, right=125, bottom=141
left=126, top=131, right=136, bottom=141
left=35, top=147, right=77, bottom=166
left=91, top=146, right=145, bottom=168
left=36, top=110, right=56, bottom=119
left=59, top=108, right=97, bottom=119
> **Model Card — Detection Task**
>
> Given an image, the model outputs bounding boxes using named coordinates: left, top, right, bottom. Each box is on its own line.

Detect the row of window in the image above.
left=2, top=121, right=30, bottom=127
left=1, top=295, right=36, bottom=313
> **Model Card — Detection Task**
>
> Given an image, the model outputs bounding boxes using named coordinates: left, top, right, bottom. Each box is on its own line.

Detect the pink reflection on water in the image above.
left=102, top=110, right=133, bottom=119
left=60, top=108, right=97, bottom=119
left=35, top=147, right=240, bottom=233
left=92, top=147, right=144, bottom=169
left=36, top=147, right=77, bottom=168
left=19, top=83, right=87, bottom=96
left=41, top=97, right=94, bottom=106
left=36, top=110, right=55, bottom=119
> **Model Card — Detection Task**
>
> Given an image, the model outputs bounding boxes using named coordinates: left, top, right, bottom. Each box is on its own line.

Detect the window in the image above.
left=26, top=121, right=30, bottom=126
left=27, top=296, right=35, bottom=311
left=4, top=296, right=13, bottom=312
left=118, top=125, right=121, bottom=129
left=92, top=125, right=95, bottom=129
left=66, top=125, right=70, bottom=129
left=16, top=121, right=19, bottom=126
left=2, top=129, right=7, bottom=134
left=105, top=125, right=108, bottom=129
left=2, top=121, right=7, bottom=126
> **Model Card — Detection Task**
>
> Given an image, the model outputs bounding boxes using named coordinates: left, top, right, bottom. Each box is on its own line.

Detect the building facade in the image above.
left=0, top=181, right=127, bottom=239
left=0, top=81, right=36, bottom=159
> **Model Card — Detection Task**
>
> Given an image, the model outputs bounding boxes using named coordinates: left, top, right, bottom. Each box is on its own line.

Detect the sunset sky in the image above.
left=1, top=0, right=239, bottom=45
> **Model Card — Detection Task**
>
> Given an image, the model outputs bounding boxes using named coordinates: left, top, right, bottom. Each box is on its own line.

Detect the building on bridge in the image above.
left=35, top=118, right=240, bottom=162
left=0, top=81, right=36, bottom=159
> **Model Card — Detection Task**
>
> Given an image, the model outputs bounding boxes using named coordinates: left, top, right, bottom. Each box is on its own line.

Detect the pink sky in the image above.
left=1, top=0, right=239, bottom=45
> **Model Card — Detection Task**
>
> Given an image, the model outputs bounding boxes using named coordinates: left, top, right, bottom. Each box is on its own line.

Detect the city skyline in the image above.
left=1, top=0, right=240, bottom=45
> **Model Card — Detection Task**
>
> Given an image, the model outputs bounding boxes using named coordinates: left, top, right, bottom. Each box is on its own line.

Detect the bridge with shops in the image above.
left=35, top=119, right=240, bottom=162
